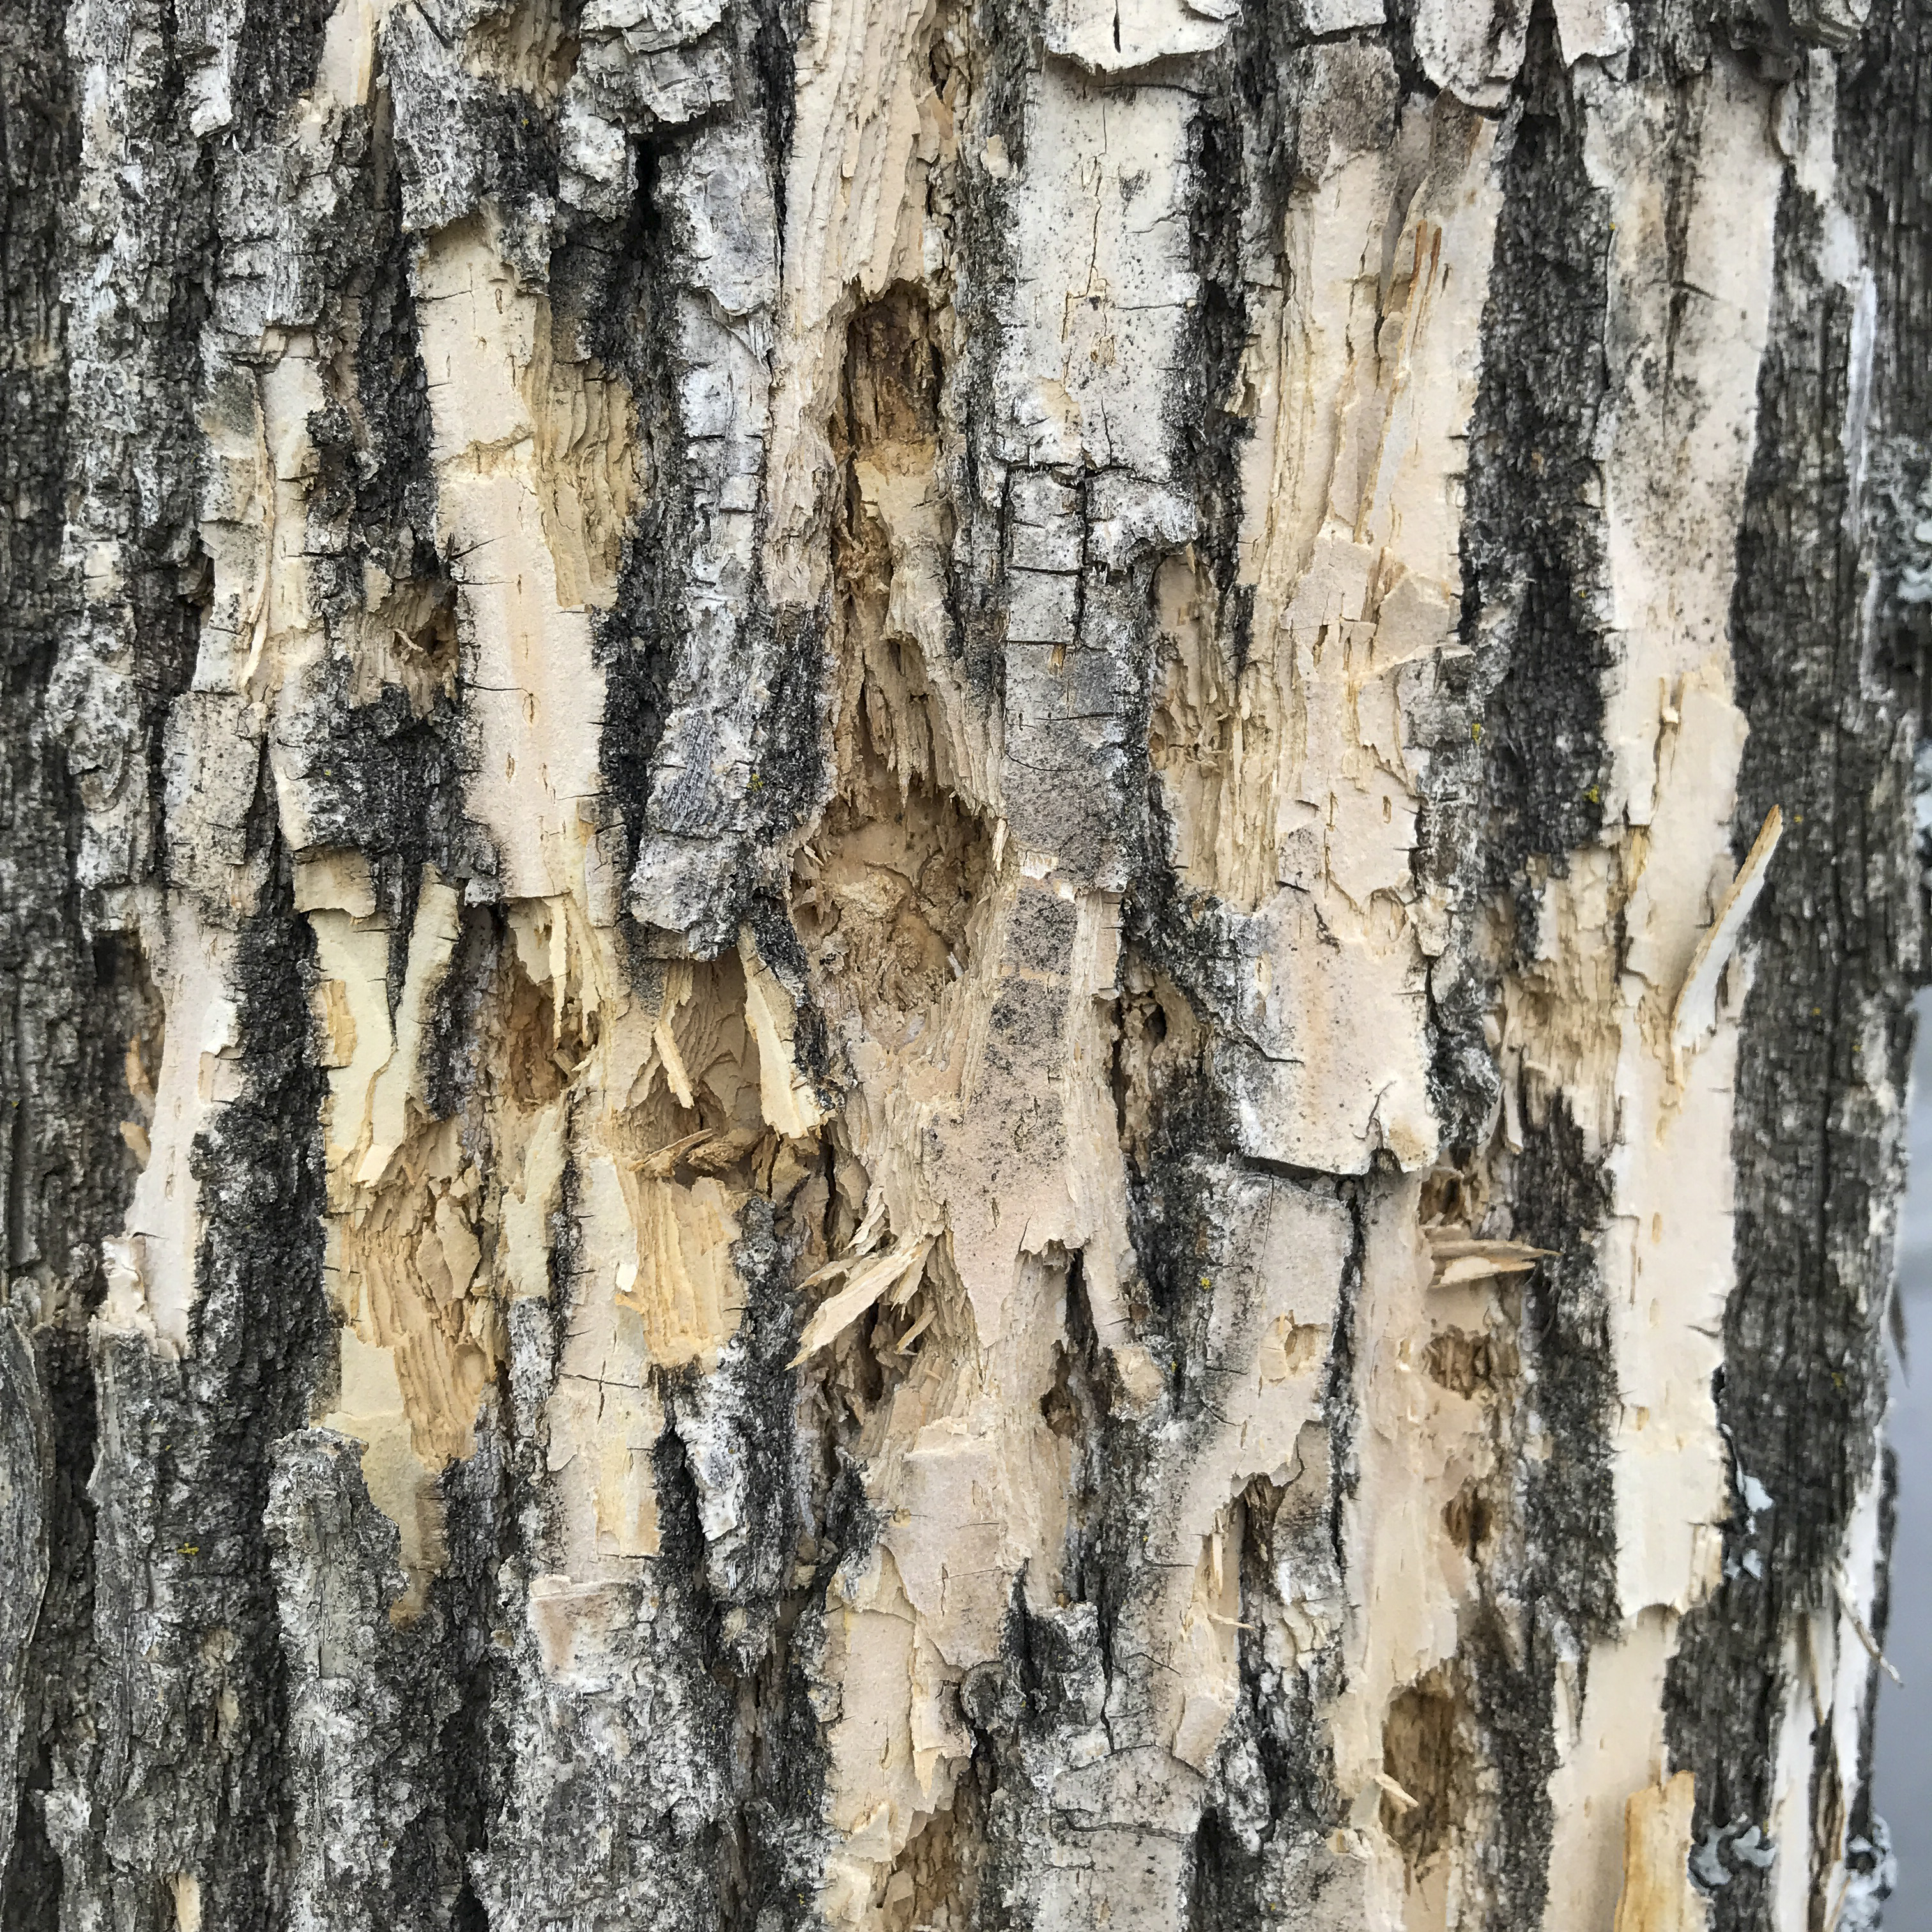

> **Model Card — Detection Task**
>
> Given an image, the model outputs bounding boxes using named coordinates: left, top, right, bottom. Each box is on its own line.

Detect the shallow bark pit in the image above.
left=1381, top=1671, right=1475, bottom=1878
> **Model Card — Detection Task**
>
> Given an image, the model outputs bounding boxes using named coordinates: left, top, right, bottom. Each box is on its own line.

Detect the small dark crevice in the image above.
left=1325, top=1180, right=1366, bottom=1568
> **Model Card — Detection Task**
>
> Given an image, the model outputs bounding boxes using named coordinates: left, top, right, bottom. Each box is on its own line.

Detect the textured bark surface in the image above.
left=1, top=0, right=1926, bottom=1927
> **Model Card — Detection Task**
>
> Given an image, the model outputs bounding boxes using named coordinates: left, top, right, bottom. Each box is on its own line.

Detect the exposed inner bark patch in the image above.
left=1381, top=1669, right=1475, bottom=1874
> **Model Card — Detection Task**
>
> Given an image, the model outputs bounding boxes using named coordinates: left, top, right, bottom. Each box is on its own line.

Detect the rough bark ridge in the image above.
left=0, top=0, right=1924, bottom=1926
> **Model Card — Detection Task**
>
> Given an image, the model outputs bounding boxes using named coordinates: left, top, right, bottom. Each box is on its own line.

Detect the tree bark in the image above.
left=0, top=0, right=1924, bottom=1927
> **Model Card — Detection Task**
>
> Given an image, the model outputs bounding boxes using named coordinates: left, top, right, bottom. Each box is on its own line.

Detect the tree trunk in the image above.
left=1, top=0, right=1924, bottom=1925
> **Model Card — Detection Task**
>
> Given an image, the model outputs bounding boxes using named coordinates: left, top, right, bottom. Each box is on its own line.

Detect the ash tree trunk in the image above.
left=0, top=0, right=1926, bottom=1926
